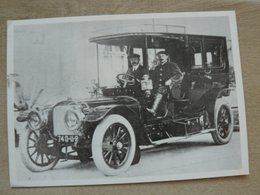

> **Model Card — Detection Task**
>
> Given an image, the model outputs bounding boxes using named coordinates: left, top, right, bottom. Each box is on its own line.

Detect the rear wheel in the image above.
left=211, top=103, right=233, bottom=145
left=92, top=115, right=136, bottom=175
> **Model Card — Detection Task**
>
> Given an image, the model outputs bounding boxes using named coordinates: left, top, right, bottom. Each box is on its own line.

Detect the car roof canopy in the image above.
left=89, top=24, right=186, bottom=47
left=90, top=33, right=185, bottom=46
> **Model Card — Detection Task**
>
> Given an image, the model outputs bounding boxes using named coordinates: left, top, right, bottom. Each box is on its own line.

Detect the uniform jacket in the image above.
left=126, top=65, right=149, bottom=81
left=150, top=61, right=183, bottom=99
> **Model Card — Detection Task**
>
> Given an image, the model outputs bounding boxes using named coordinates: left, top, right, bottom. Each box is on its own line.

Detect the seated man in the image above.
left=147, top=51, right=183, bottom=116
left=126, top=53, right=148, bottom=81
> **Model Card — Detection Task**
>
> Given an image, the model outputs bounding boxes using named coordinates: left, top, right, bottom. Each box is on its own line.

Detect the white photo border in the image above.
left=7, top=11, right=249, bottom=187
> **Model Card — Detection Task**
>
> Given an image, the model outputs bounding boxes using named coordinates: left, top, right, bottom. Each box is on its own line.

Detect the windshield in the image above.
left=93, top=34, right=185, bottom=88
left=97, top=44, right=166, bottom=88
left=97, top=45, right=128, bottom=88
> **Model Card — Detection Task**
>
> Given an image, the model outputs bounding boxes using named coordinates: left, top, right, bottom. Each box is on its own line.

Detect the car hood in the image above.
left=53, top=96, right=139, bottom=109
left=51, top=95, right=141, bottom=122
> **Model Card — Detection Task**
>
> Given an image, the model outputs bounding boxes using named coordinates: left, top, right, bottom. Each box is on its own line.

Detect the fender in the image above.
left=213, top=87, right=235, bottom=114
left=205, top=87, right=233, bottom=111
left=85, top=105, right=149, bottom=145
left=84, top=104, right=118, bottom=122
left=205, top=87, right=233, bottom=127
left=214, top=87, right=236, bottom=115
left=216, top=87, right=234, bottom=99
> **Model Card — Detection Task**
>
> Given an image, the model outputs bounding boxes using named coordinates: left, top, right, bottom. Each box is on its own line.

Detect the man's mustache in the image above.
left=159, top=59, right=166, bottom=63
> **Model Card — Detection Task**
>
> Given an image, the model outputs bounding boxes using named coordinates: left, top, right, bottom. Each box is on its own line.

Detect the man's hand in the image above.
left=165, top=79, right=172, bottom=86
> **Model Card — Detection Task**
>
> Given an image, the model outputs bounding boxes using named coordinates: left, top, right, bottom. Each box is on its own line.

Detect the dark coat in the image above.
left=150, top=61, right=182, bottom=91
left=126, top=65, right=148, bottom=81
left=150, top=61, right=183, bottom=98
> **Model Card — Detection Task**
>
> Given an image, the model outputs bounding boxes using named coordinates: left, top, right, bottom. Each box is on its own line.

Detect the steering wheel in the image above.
left=116, top=74, right=140, bottom=88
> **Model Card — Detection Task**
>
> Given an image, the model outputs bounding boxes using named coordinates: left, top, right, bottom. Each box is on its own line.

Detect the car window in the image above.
left=189, top=40, right=203, bottom=69
left=204, top=40, right=225, bottom=68
left=98, top=45, right=128, bottom=87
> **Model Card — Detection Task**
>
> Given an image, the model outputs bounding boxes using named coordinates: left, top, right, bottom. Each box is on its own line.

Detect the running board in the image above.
left=148, top=128, right=216, bottom=146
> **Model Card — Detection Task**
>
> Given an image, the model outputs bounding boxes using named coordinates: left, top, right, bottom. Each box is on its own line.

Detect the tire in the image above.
left=131, top=146, right=141, bottom=165
left=19, top=127, right=59, bottom=172
left=92, top=114, right=136, bottom=176
left=211, top=100, right=234, bottom=145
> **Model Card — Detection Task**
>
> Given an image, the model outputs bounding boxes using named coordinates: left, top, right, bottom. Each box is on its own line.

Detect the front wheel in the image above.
left=19, top=127, right=59, bottom=172
left=211, top=102, right=234, bottom=145
left=92, top=115, right=136, bottom=176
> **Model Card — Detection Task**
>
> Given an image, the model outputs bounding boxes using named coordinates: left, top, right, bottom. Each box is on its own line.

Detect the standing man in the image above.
left=126, top=53, right=148, bottom=81
left=147, top=51, right=183, bottom=115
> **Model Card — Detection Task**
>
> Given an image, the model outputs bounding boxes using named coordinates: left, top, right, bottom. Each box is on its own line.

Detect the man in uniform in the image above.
left=126, top=53, right=148, bottom=81
left=147, top=51, right=183, bottom=115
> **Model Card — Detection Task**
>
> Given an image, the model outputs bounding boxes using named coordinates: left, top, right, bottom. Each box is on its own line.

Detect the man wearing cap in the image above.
left=126, top=53, right=148, bottom=81
left=147, top=51, right=183, bottom=115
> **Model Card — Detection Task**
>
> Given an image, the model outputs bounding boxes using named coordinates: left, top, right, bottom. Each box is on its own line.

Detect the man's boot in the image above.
left=146, top=93, right=163, bottom=116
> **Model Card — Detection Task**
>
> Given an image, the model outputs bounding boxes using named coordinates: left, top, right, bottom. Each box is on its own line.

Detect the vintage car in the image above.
left=17, top=25, right=235, bottom=175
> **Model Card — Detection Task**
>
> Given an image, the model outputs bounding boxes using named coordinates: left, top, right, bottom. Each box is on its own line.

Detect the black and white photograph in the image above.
left=7, top=11, right=249, bottom=187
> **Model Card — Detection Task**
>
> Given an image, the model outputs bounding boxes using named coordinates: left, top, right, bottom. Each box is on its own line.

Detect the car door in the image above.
left=187, top=36, right=229, bottom=105
left=187, top=36, right=207, bottom=104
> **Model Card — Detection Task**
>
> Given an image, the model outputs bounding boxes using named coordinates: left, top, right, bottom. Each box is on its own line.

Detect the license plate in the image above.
left=57, top=135, right=79, bottom=143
